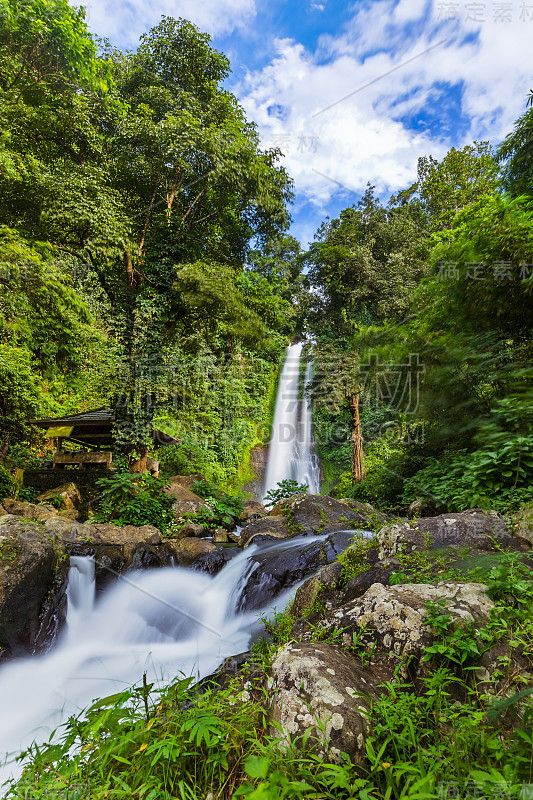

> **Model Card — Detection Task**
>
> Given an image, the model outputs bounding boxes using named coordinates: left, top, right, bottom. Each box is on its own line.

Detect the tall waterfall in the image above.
left=262, top=342, right=320, bottom=500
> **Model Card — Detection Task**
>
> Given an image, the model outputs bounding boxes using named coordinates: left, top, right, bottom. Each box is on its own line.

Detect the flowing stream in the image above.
left=0, top=544, right=304, bottom=790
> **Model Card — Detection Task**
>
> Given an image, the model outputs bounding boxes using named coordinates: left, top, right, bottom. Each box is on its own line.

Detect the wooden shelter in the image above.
left=30, top=408, right=179, bottom=471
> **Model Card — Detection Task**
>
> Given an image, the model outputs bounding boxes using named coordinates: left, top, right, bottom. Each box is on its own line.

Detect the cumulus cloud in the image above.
left=236, top=0, right=533, bottom=213
left=79, top=0, right=255, bottom=47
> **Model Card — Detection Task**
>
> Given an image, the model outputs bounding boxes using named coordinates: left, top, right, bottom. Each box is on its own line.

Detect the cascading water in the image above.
left=0, top=545, right=304, bottom=791
left=263, top=342, right=320, bottom=500
left=66, top=555, right=95, bottom=636
left=296, top=359, right=320, bottom=494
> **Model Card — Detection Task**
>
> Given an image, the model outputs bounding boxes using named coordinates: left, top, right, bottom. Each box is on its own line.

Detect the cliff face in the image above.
left=242, top=445, right=269, bottom=501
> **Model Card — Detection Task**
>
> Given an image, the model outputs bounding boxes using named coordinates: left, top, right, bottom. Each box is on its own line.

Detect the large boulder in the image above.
left=513, top=502, right=533, bottom=547
left=44, top=517, right=163, bottom=583
left=237, top=530, right=356, bottom=612
left=164, top=482, right=212, bottom=521
left=238, top=500, right=268, bottom=525
left=0, top=515, right=68, bottom=658
left=165, top=474, right=206, bottom=491
left=239, top=516, right=292, bottom=548
left=378, top=510, right=521, bottom=557
left=2, top=499, right=58, bottom=522
left=318, top=581, right=493, bottom=670
left=289, top=561, right=343, bottom=618
left=270, top=495, right=376, bottom=536
left=268, top=641, right=378, bottom=764
left=166, top=537, right=229, bottom=574
left=36, top=482, right=82, bottom=510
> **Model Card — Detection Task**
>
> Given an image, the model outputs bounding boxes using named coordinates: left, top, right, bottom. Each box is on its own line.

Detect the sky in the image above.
left=80, top=0, right=533, bottom=247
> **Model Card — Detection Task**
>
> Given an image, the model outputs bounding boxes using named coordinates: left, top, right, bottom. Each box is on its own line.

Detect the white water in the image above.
left=263, top=342, right=320, bottom=500
left=0, top=547, right=298, bottom=791
left=296, top=359, right=320, bottom=494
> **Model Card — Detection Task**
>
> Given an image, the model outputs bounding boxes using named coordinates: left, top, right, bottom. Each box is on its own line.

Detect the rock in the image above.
left=320, top=581, right=493, bottom=670
left=342, top=567, right=394, bottom=603
left=0, top=504, right=6, bottom=516
left=239, top=500, right=268, bottom=524
left=239, top=516, right=292, bottom=548
left=167, top=537, right=228, bottom=574
left=290, top=562, right=343, bottom=618
left=179, top=522, right=207, bottom=538
left=37, top=482, right=82, bottom=510
left=44, top=518, right=163, bottom=583
left=227, top=531, right=241, bottom=544
left=238, top=530, right=355, bottom=612
left=213, top=528, right=229, bottom=543
left=378, top=510, right=521, bottom=557
left=165, top=474, right=207, bottom=491
left=2, top=499, right=58, bottom=522
left=268, top=641, right=378, bottom=764
left=0, top=515, right=68, bottom=658
left=164, top=483, right=212, bottom=521
left=407, top=498, right=439, bottom=518
left=339, top=499, right=390, bottom=525
left=271, top=494, right=374, bottom=536
left=57, top=509, right=82, bottom=521
left=513, top=501, right=533, bottom=547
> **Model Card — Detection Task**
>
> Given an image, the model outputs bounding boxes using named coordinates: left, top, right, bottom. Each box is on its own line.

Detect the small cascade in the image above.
left=66, top=555, right=95, bottom=638
left=263, top=342, right=320, bottom=500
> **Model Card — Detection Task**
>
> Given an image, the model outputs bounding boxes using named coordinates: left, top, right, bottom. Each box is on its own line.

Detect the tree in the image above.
left=304, top=187, right=429, bottom=484
left=414, top=142, right=499, bottom=231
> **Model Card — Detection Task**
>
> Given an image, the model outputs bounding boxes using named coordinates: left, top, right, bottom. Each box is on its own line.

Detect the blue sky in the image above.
left=81, top=0, right=533, bottom=246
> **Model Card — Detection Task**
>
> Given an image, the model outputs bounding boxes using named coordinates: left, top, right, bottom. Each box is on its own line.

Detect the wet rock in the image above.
left=2, top=499, right=58, bottom=522
left=239, top=500, right=268, bottom=524
left=378, top=510, right=521, bottom=557
left=167, top=537, right=228, bottom=574
left=240, top=516, right=292, bottom=548
left=0, top=515, right=68, bottom=658
left=37, top=482, right=82, bottom=510
left=164, top=483, right=212, bottom=520
left=290, top=562, right=343, bottom=618
left=320, top=581, right=493, bottom=670
left=342, top=567, right=393, bottom=603
left=513, top=501, right=533, bottom=547
left=238, top=530, right=355, bottom=612
left=271, top=494, right=373, bottom=536
left=268, top=641, right=378, bottom=764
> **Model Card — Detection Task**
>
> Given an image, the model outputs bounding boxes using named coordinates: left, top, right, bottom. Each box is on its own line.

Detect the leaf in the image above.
left=244, top=755, right=270, bottom=780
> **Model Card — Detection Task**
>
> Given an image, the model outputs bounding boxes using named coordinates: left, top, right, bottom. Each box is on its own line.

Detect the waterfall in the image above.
left=0, top=545, right=303, bottom=790
left=263, top=342, right=320, bottom=500
left=296, top=359, right=320, bottom=494
left=66, top=555, right=95, bottom=637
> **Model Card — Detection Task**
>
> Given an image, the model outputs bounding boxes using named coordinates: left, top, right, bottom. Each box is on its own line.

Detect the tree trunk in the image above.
left=348, top=390, right=364, bottom=484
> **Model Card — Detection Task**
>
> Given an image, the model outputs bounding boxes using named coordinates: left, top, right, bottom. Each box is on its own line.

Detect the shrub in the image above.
left=93, top=471, right=174, bottom=531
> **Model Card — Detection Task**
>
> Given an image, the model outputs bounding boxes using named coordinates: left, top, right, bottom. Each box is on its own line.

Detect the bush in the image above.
left=93, top=471, right=175, bottom=531
left=264, top=479, right=309, bottom=508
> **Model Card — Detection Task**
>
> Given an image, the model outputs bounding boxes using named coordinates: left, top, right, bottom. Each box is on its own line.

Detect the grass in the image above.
left=5, top=547, right=533, bottom=799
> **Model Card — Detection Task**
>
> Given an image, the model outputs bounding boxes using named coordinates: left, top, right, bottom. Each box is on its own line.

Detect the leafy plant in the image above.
left=264, top=480, right=309, bottom=509
left=93, top=471, right=174, bottom=532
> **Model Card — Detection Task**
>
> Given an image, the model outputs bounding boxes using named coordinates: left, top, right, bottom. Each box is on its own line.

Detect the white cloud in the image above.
left=78, top=0, right=255, bottom=47
left=235, top=0, right=533, bottom=215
